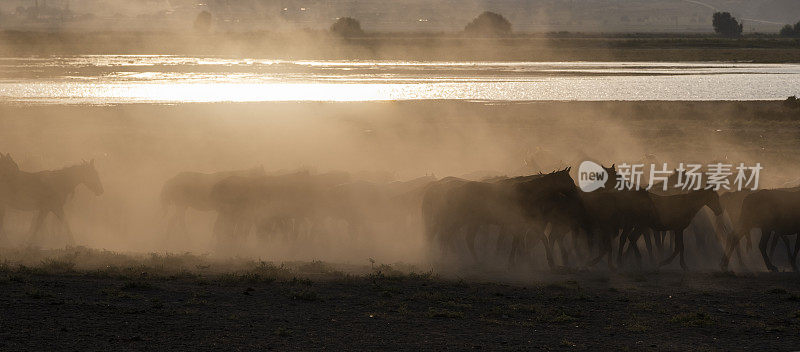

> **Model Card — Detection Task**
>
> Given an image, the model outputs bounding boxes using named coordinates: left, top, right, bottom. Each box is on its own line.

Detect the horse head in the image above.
left=80, top=159, right=104, bottom=196
left=602, top=163, right=617, bottom=189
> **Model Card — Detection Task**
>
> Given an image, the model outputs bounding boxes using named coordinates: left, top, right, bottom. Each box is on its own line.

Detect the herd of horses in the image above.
left=1, top=151, right=800, bottom=272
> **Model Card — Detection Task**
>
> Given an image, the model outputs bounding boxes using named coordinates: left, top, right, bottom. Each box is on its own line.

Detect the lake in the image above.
left=0, top=56, right=798, bottom=103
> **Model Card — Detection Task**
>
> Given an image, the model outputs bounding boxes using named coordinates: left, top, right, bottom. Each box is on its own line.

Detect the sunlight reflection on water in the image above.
left=0, top=56, right=798, bottom=103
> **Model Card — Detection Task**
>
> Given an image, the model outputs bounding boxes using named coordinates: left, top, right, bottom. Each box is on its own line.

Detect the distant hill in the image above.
left=1, top=0, right=798, bottom=32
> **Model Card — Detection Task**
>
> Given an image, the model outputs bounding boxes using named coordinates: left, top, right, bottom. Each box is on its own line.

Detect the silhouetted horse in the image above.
left=584, top=189, right=657, bottom=270
left=647, top=169, right=728, bottom=267
left=717, top=190, right=754, bottom=268
left=160, top=166, right=265, bottom=236
left=647, top=189, right=723, bottom=270
left=422, top=168, right=581, bottom=268
left=0, top=158, right=103, bottom=246
left=721, top=190, right=800, bottom=272
left=209, top=171, right=347, bottom=249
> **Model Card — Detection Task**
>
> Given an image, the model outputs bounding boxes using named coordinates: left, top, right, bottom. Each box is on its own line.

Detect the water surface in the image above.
left=0, top=56, right=798, bottom=103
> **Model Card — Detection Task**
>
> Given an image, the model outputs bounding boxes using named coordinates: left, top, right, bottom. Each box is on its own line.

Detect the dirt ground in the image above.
left=0, top=252, right=799, bottom=351
left=2, top=101, right=800, bottom=350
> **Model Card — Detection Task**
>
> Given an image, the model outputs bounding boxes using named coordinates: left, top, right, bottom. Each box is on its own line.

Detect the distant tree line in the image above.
left=328, top=12, right=513, bottom=37
left=779, top=21, right=800, bottom=37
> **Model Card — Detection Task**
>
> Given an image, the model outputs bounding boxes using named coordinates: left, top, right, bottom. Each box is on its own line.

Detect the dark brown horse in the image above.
left=649, top=189, right=723, bottom=270
left=0, top=158, right=103, bottom=246
left=584, top=189, right=657, bottom=270
left=721, top=190, right=800, bottom=272
left=421, top=168, right=581, bottom=268
left=160, top=166, right=265, bottom=236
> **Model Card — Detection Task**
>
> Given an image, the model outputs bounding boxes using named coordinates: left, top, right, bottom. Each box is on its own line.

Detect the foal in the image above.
left=0, top=159, right=104, bottom=246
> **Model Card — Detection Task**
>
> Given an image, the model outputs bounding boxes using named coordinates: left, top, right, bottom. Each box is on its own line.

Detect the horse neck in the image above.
left=685, top=191, right=712, bottom=215
left=51, top=167, right=87, bottom=195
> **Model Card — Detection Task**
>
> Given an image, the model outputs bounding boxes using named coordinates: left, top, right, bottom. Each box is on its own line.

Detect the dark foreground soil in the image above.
left=1, top=264, right=799, bottom=351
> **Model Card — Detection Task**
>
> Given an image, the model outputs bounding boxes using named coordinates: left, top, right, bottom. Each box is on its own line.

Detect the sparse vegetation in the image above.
left=1, top=251, right=799, bottom=349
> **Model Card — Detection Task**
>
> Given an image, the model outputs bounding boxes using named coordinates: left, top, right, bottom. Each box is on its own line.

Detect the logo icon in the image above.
left=578, top=161, right=608, bottom=192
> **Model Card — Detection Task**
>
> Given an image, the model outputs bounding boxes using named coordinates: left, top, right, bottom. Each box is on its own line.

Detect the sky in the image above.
left=2, top=0, right=799, bottom=32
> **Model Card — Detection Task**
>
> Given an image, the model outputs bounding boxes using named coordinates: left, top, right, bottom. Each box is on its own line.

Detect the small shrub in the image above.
left=330, top=17, right=363, bottom=37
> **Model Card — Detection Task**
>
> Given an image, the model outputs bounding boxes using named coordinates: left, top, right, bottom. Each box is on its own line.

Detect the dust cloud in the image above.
left=0, top=101, right=797, bottom=272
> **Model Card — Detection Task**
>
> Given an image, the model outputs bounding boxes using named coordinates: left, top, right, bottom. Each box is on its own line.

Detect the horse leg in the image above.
left=52, top=207, right=75, bottom=246
left=606, top=234, right=617, bottom=271
left=165, top=206, right=178, bottom=237
left=464, top=224, right=481, bottom=264
left=495, top=225, right=507, bottom=257
left=539, top=231, right=556, bottom=270
left=507, top=232, right=520, bottom=268
left=642, top=229, right=655, bottom=267
left=769, top=232, right=781, bottom=259
left=617, top=227, right=633, bottom=267
left=792, top=234, right=800, bottom=272
left=721, top=228, right=747, bottom=271
left=759, top=229, right=778, bottom=272
left=780, top=234, right=797, bottom=272
left=653, top=231, right=663, bottom=255
left=587, top=229, right=610, bottom=267
left=506, top=225, right=529, bottom=268
left=27, top=210, right=48, bottom=245
left=552, top=225, right=570, bottom=267
left=659, top=230, right=682, bottom=268
left=676, top=230, right=687, bottom=271
left=570, top=226, right=587, bottom=266
left=627, top=228, right=645, bottom=269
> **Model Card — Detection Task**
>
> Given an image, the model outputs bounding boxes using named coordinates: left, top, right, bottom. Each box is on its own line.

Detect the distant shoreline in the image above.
left=2, top=31, right=799, bottom=62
